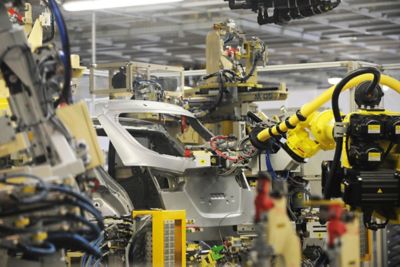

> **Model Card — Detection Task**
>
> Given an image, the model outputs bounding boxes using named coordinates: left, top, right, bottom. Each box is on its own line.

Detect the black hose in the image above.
left=323, top=145, right=342, bottom=199
left=209, top=72, right=225, bottom=114
left=195, top=71, right=225, bottom=118
left=39, top=214, right=101, bottom=239
left=331, top=67, right=380, bottom=122
left=47, top=232, right=101, bottom=257
left=62, top=198, right=104, bottom=229
left=241, top=54, right=261, bottom=82
left=323, top=67, right=381, bottom=199
left=48, top=184, right=94, bottom=207
left=383, top=142, right=395, bottom=160
left=0, top=173, right=50, bottom=204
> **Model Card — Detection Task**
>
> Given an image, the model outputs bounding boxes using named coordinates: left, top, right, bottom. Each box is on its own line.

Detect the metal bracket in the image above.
left=333, top=122, right=348, bottom=138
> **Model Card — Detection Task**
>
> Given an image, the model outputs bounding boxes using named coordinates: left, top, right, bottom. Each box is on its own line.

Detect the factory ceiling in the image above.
left=61, top=0, right=400, bottom=69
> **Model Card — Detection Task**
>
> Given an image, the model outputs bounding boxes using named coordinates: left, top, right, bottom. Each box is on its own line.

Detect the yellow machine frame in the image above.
left=132, top=210, right=186, bottom=267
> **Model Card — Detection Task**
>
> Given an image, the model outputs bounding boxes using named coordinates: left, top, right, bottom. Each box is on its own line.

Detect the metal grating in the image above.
left=164, top=220, right=175, bottom=266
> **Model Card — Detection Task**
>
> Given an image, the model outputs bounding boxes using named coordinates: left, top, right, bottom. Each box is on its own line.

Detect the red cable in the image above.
left=209, top=136, right=243, bottom=163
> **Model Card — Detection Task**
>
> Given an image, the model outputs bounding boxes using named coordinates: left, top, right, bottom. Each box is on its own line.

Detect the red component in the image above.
left=181, top=115, right=187, bottom=133
left=58, top=102, right=68, bottom=108
left=7, top=8, right=24, bottom=24
left=184, top=148, right=192, bottom=158
left=209, top=135, right=242, bottom=163
left=225, top=47, right=239, bottom=58
left=327, top=204, right=347, bottom=247
left=90, top=178, right=101, bottom=193
left=254, top=178, right=274, bottom=223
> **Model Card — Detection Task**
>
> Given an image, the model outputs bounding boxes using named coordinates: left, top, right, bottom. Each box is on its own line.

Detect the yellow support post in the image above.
left=132, top=210, right=186, bottom=267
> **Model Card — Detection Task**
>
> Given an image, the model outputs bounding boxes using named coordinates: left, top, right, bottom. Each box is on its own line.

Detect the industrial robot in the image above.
left=247, top=67, right=400, bottom=266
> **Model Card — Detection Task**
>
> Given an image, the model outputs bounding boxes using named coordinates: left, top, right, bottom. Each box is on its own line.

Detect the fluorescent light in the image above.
left=63, top=0, right=183, bottom=12
left=328, top=77, right=341, bottom=85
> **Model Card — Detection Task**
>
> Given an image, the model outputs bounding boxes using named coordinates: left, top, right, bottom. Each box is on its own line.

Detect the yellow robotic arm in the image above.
left=284, top=109, right=336, bottom=161
left=249, top=73, right=400, bottom=162
left=254, top=74, right=400, bottom=143
left=249, top=69, right=400, bottom=228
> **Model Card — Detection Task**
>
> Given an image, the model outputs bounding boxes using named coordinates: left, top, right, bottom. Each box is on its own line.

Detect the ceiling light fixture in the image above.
left=63, top=0, right=183, bottom=12
left=328, top=77, right=342, bottom=85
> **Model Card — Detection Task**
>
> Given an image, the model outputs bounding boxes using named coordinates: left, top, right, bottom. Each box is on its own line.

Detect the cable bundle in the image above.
left=0, top=173, right=104, bottom=258
left=226, top=0, right=341, bottom=25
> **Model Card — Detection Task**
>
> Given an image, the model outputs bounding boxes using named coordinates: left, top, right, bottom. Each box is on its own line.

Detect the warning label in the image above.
left=368, top=152, right=381, bottom=162
left=368, top=124, right=381, bottom=134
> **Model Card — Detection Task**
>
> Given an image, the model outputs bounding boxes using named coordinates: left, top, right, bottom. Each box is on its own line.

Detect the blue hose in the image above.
left=21, top=241, right=56, bottom=256
left=81, top=234, right=103, bottom=267
left=68, top=198, right=104, bottom=229
left=265, top=149, right=277, bottom=180
left=48, top=232, right=101, bottom=257
left=48, top=184, right=94, bottom=206
left=48, top=0, right=72, bottom=104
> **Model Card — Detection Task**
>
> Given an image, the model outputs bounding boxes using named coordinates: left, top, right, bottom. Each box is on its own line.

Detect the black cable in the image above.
left=223, top=33, right=234, bottom=45
left=240, top=53, right=261, bottom=82
left=0, top=224, right=35, bottom=236
left=62, top=198, right=104, bottom=229
left=0, top=201, right=57, bottom=218
left=0, top=173, right=49, bottom=204
left=195, top=71, right=226, bottom=118
left=10, top=187, right=48, bottom=205
left=332, top=67, right=380, bottom=122
left=1, top=175, right=98, bottom=215
left=38, top=214, right=101, bottom=239
left=0, top=203, right=102, bottom=239
left=47, top=232, right=101, bottom=257
left=0, top=174, right=103, bottom=229
left=241, top=42, right=265, bottom=82
left=210, top=72, right=225, bottom=114
left=324, top=67, right=381, bottom=199
left=47, top=184, right=94, bottom=207
left=287, top=203, right=297, bottom=221
left=202, top=69, right=240, bottom=81
left=0, top=197, right=91, bottom=219
left=128, top=217, right=152, bottom=262
left=383, top=141, right=395, bottom=160
left=238, top=63, right=246, bottom=78
left=0, top=177, right=102, bottom=257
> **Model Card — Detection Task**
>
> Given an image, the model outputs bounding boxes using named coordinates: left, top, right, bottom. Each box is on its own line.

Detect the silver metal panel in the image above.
left=161, top=168, right=255, bottom=228
left=94, top=100, right=196, bottom=172
left=94, top=99, right=195, bottom=118
left=92, top=167, right=134, bottom=216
